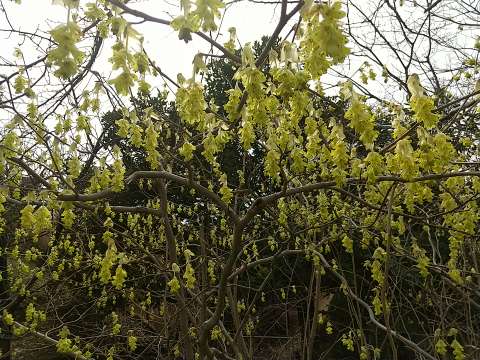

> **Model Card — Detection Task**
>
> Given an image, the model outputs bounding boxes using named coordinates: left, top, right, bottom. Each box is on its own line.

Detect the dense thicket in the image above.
left=0, top=1, right=479, bottom=360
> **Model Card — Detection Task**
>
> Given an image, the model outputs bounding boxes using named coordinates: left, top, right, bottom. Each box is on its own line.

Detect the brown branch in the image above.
left=382, top=182, right=398, bottom=360
left=252, top=171, right=480, bottom=211
left=126, top=171, right=239, bottom=224
left=105, top=0, right=241, bottom=63
left=12, top=322, right=89, bottom=360
left=380, top=91, right=480, bottom=155
left=311, top=250, right=438, bottom=360
left=8, top=157, right=52, bottom=189
left=228, top=249, right=303, bottom=279
left=198, top=223, right=245, bottom=358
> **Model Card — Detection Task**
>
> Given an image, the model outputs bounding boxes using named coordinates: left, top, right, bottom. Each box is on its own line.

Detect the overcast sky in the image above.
left=1, top=0, right=286, bottom=88
left=2, top=0, right=476, bottom=108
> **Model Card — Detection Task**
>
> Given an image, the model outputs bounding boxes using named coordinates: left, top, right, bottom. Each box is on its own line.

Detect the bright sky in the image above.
left=1, top=0, right=476, bottom=110
left=1, top=0, right=286, bottom=87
